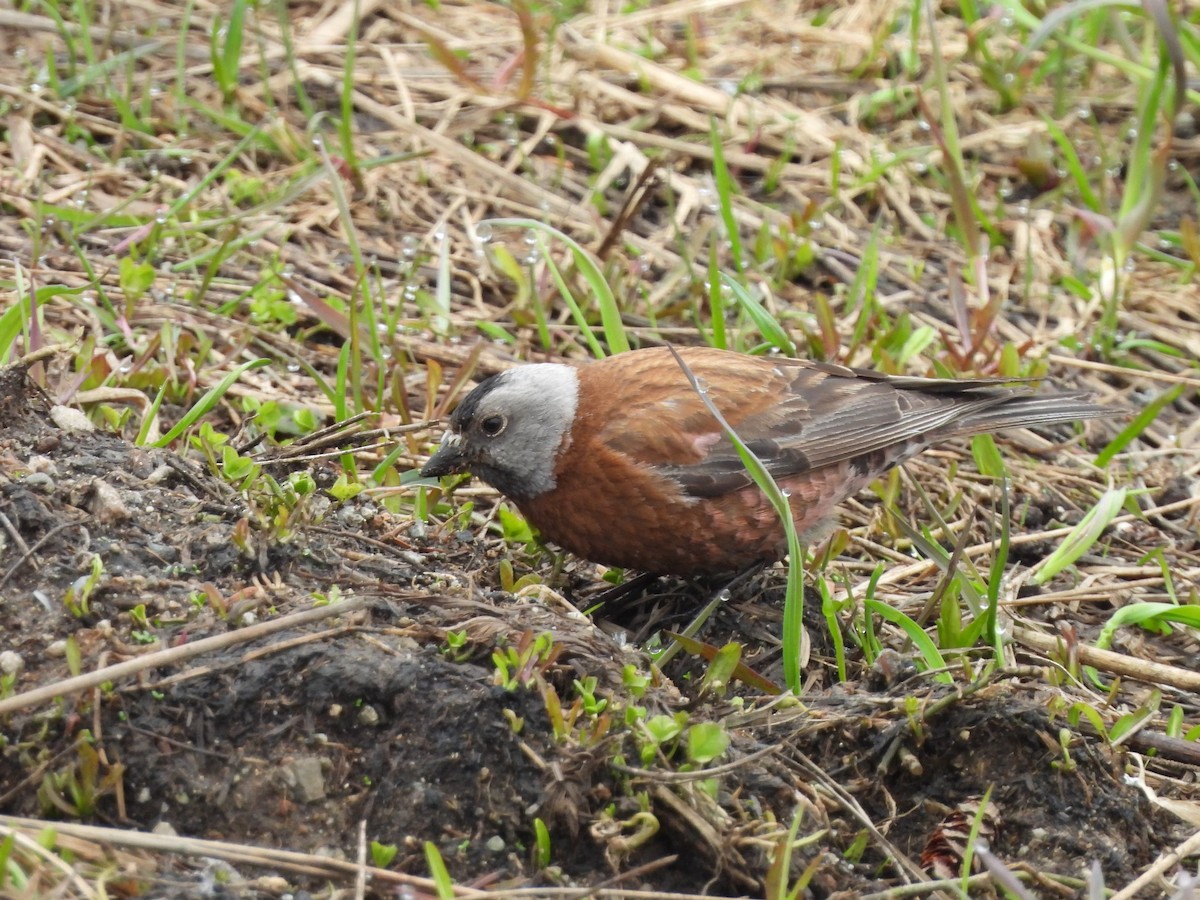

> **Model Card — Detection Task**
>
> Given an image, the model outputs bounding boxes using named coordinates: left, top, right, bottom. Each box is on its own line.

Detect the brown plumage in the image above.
left=421, top=346, right=1105, bottom=576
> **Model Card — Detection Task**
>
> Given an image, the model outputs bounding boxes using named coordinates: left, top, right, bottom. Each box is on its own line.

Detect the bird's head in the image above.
left=420, top=364, right=579, bottom=501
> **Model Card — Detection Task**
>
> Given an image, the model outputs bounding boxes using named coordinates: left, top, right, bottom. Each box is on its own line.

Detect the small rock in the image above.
left=145, top=465, right=175, bottom=485
left=252, top=876, right=289, bottom=893
left=1175, top=110, right=1197, bottom=140
left=0, top=651, right=24, bottom=676
left=26, top=456, right=58, bottom=475
left=145, top=542, right=179, bottom=563
left=45, top=640, right=68, bottom=658
left=867, top=648, right=917, bottom=689
left=90, top=480, right=130, bottom=523
left=357, top=705, right=380, bottom=726
left=152, top=821, right=178, bottom=837
left=50, top=405, right=94, bottom=432
left=22, top=472, right=54, bottom=493
left=285, top=757, right=327, bottom=803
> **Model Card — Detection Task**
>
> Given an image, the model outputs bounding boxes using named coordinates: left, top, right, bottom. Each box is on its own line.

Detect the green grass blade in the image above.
left=863, top=599, right=953, bottom=684
left=150, top=358, right=272, bottom=448
left=669, top=347, right=807, bottom=692
left=486, top=218, right=629, bottom=355
left=424, top=842, right=455, bottom=900
left=720, top=274, right=796, bottom=356
left=1095, top=384, right=1182, bottom=467
left=1030, top=488, right=1126, bottom=585
left=709, top=119, right=744, bottom=273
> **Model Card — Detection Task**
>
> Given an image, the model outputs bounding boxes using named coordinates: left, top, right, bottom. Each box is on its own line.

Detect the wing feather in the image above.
left=588, top=347, right=1095, bottom=499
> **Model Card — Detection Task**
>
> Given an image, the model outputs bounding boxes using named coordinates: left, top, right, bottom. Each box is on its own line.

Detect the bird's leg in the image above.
left=585, top=570, right=665, bottom=617
left=713, top=560, right=769, bottom=597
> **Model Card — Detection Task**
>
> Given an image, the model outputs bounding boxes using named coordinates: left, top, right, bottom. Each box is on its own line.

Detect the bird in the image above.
left=420, top=346, right=1105, bottom=577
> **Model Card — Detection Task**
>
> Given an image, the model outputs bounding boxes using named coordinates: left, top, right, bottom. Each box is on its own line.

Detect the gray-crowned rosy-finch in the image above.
left=421, top=346, right=1105, bottom=576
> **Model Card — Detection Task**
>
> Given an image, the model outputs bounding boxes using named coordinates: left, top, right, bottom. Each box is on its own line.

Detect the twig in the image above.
left=1109, top=828, right=1200, bottom=900
left=0, top=598, right=370, bottom=716
left=1013, top=624, right=1200, bottom=692
left=0, top=814, right=480, bottom=897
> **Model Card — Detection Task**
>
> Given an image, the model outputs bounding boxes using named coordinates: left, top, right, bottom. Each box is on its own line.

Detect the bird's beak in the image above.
left=420, top=431, right=469, bottom=478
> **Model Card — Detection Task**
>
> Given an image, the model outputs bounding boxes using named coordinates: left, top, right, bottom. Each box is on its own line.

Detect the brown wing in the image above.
left=585, top=347, right=1040, bottom=498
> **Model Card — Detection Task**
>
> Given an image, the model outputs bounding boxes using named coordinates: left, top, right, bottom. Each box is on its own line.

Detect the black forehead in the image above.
left=449, top=372, right=506, bottom=429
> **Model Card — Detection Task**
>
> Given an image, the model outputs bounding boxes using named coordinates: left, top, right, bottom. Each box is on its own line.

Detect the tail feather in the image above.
left=944, top=392, right=1107, bottom=437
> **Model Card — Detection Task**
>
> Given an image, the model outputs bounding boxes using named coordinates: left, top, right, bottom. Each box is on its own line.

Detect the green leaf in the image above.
left=118, top=257, right=155, bottom=301
left=483, top=218, right=629, bottom=355
left=720, top=274, right=796, bottom=355
left=1095, top=602, right=1200, bottom=651
left=667, top=348, right=807, bottom=692
left=149, top=358, right=272, bottom=448
left=645, top=713, right=685, bottom=744
left=423, top=842, right=455, bottom=900
left=532, top=818, right=552, bottom=869
left=970, top=434, right=1007, bottom=479
left=1031, top=488, right=1126, bottom=585
left=370, top=840, right=398, bottom=868
left=863, top=600, right=952, bottom=683
left=1095, top=384, right=1183, bottom=468
left=497, top=506, right=534, bottom=544
left=687, top=722, right=730, bottom=764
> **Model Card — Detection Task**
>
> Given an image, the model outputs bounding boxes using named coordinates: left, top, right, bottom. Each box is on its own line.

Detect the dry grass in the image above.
left=1, top=0, right=1200, bottom=895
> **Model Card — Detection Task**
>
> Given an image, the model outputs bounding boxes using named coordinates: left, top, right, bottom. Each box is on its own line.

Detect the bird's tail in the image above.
left=943, top=392, right=1108, bottom=438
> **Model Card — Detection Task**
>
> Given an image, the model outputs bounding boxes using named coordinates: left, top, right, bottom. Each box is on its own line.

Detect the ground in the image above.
left=1, top=358, right=1196, bottom=896
left=2, top=0, right=1200, bottom=898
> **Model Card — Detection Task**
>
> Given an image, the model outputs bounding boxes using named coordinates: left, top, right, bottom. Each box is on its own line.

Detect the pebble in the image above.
left=284, top=757, right=327, bottom=803
left=50, top=405, right=94, bottom=432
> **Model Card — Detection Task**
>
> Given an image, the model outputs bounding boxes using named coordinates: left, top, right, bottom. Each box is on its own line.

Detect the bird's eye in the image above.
left=480, top=415, right=506, bottom=437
